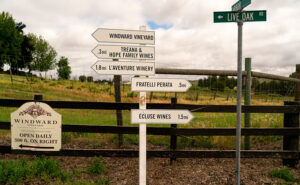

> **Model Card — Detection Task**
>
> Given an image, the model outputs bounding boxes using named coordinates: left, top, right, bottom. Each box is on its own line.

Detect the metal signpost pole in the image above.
left=213, top=2, right=265, bottom=184
left=236, top=19, right=243, bottom=185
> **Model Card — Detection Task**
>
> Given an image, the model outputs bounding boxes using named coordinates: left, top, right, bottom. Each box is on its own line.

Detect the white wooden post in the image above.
left=139, top=25, right=147, bottom=185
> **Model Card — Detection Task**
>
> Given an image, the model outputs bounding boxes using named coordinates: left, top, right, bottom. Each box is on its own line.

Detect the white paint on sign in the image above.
left=227, top=12, right=254, bottom=22
left=131, top=78, right=191, bottom=92
left=131, top=109, right=194, bottom=124
left=92, top=28, right=155, bottom=45
left=92, top=45, right=155, bottom=60
left=11, top=102, right=61, bottom=151
left=91, top=61, right=155, bottom=75
left=232, top=1, right=242, bottom=12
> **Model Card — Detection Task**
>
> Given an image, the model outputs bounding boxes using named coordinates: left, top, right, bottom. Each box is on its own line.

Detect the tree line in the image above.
left=198, top=74, right=296, bottom=96
left=0, top=11, right=71, bottom=80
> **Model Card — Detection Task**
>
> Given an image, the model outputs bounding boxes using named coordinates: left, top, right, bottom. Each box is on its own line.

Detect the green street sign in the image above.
left=232, top=0, right=251, bottom=12
left=214, top=10, right=266, bottom=23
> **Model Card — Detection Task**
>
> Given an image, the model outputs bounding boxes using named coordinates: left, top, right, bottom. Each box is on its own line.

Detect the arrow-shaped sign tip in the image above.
left=187, top=111, right=194, bottom=122
left=186, top=81, right=192, bottom=91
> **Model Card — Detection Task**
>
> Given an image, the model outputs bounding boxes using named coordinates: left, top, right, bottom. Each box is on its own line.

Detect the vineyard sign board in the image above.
left=92, top=45, right=155, bottom=60
left=131, top=109, right=194, bottom=124
left=11, top=102, right=61, bottom=151
left=92, top=28, right=155, bottom=45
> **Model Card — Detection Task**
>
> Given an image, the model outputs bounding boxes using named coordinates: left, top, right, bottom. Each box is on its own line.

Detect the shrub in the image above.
left=269, top=166, right=295, bottom=182
left=87, top=156, right=107, bottom=175
left=127, top=92, right=134, bottom=98
left=94, top=177, right=109, bottom=185
left=79, top=75, right=86, bottom=82
left=87, top=76, right=93, bottom=82
left=0, top=156, right=70, bottom=184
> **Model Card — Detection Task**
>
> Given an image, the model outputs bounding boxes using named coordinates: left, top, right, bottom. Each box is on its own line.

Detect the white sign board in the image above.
left=11, top=102, right=61, bottom=151
left=92, top=45, right=155, bottom=60
left=91, top=61, right=155, bottom=75
left=131, top=78, right=191, bottom=92
left=92, top=28, right=155, bottom=45
left=131, top=109, right=194, bottom=124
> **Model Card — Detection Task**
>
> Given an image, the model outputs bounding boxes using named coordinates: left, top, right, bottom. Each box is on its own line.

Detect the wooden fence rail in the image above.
left=1, top=122, right=300, bottom=136
left=0, top=145, right=298, bottom=159
left=1, top=98, right=300, bottom=113
left=0, top=98, right=299, bottom=166
left=155, top=68, right=300, bottom=82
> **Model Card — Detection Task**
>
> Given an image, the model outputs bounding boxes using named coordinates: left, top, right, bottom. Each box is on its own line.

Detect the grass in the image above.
left=0, top=73, right=292, bottom=149
left=269, top=166, right=297, bottom=182
left=0, top=156, right=109, bottom=185
left=0, top=156, right=70, bottom=184
left=87, top=156, right=107, bottom=175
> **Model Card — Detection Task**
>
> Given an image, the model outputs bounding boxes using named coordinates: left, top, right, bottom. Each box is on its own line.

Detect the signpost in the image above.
left=92, top=45, right=155, bottom=60
left=92, top=28, right=155, bottom=45
left=11, top=102, right=61, bottom=151
left=91, top=26, right=157, bottom=185
left=91, top=26, right=193, bottom=185
left=214, top=1, right=266, bottom=185
left=214, top=10, right=266, bottom=23
left=131, top=109, right=194, bottom=124
left=232, top=0, right=251, bottom=12
left=131, top=78, right=191, bottom=92
left=91, top=61, right=155, bottom=75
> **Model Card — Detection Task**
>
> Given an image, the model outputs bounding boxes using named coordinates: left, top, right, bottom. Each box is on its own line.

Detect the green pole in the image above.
left=244, top=58, right=251, bottom=150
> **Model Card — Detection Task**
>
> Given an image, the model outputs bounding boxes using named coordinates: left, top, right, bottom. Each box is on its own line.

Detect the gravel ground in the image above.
left=1, top=153, right=299, bottom=184
left=1, top=138, right=300, bottom=184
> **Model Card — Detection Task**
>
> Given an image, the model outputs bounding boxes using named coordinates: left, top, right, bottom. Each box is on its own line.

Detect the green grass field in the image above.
left=0, top=73, right=290, bottom=149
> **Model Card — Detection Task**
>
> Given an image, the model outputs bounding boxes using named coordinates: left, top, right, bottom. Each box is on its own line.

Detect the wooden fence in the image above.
left=0, top=95, right=299, bottom=167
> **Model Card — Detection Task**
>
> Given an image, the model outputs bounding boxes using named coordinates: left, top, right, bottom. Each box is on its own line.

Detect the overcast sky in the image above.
left=1, top=0, right=299, bottom=80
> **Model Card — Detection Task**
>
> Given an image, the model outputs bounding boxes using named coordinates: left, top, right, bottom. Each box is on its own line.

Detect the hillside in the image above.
left=0, top=74, right=298, bottom=184
left=0, top=73, right=285, bottom=149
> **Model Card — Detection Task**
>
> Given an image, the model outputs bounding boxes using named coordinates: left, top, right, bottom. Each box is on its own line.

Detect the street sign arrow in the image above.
left=92, top=28, right=155, bottom=45
left=214, top=10, right=266, bottom=23
left=131, top=78, right=191, bottom=92
left=92, top=45, right=155, bottom=60
left=91, top=61, right=155, bottom=76
left=232, top=0, right=251, bottom=12
left=131, top=109, right=194, bottom=124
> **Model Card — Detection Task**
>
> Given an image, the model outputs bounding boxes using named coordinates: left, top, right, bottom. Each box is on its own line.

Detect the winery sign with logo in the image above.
left=11, top=102, right=62, bottom=151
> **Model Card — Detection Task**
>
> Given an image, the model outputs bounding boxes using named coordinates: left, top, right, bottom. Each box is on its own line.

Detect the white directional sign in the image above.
left=131, top=78, right=191, bottom=92
left=92, top=45, right=155, bottom=60
left=91, top=61, right=155, bottom=75
left=11, top=102, right=61, bottom=151
left=92, top=28, right=155, bottom=45
left=131, top=109, right=194, bottom=124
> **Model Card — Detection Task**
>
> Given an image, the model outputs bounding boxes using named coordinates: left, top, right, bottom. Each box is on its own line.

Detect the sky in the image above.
left=1, top=0, right=300, bottom=81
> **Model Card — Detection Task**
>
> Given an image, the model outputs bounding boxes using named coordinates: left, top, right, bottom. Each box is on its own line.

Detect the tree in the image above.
left=28, top=33, right=57, bottom=77
left=79, top=75, right=86, bottom=82
left=0, top=12, right=23, bottom=71
left=17, top=34, right=34, bottom=71
left=57, top=56, right=71, bottom=80
left=87, top=76, right=93, bottom=82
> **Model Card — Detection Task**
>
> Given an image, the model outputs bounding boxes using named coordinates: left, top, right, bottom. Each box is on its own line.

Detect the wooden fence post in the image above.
left=170, top=97, right=177, bottom=164
left=283, top=64, right=300, bottom=166
left=34, top=94, right=43, bottom=101
left=113, top=74, right=123, bottom=147
left=244, top=58, right=251, bottom=150
left=295, top=64, right=300, bottom=102
left=283, top=101, right=299, bottom=167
